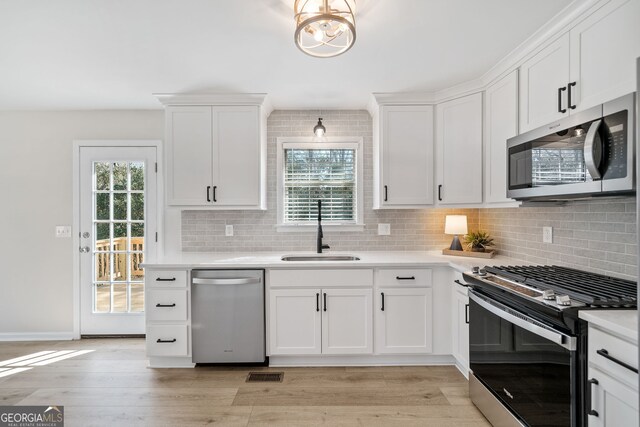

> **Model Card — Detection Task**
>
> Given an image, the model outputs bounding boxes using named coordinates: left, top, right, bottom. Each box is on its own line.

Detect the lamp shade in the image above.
left=444, top=215, right=468, bottom=235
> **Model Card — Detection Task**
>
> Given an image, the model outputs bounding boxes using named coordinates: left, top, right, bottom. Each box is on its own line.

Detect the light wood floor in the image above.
left=0, top=339, right=490, bottom=426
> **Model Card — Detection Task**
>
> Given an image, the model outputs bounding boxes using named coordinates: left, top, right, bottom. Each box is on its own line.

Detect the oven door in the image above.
left=469, top=290, right=579, bottom=427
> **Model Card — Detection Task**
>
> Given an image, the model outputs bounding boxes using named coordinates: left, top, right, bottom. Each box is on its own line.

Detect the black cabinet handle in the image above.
left=597, top=349, right=639, bottom=373
left=568, top=82, right=577, bottom=110
left=207, top=186, right=211, bottom=202
left=381, top=292, right=385, bottom=311
left=396, top=276, right=415, bottom=280
left=316, top=293, right=320, bottom=312
left=155, top=277, right=176, bottom=282
left=558, top=86, right=567, bottom=113
left=438, top=185, right=443, bottom=201
left=587, top=378, right=599, bottom=417
left=454, top=279, right=470, bottom=287
left=465, top=304, right=469, bottom=324
left=155, top=303, right=176, bottom=308
left=384, top=185, right=388, bottom=202
left=323, top=293, right=327, bottom=312
left=156, top=338, right=177, bottom=343
left=213, top=186, right=217, bottom=202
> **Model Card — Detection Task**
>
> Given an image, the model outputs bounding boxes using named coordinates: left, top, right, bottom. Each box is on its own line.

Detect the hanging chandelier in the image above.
left=294, top=0, right=356, bottom=58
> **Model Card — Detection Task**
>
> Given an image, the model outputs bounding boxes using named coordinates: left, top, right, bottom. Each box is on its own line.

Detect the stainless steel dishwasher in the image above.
left=191, top=270, right=265, bottom=364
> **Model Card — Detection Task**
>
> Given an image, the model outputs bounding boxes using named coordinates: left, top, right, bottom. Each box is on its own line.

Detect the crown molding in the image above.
left=153, top=93, right=272, bottom=115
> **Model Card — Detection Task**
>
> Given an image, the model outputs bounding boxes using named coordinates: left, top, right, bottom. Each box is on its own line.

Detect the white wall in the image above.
left=0, top=110, right=163, bottom=335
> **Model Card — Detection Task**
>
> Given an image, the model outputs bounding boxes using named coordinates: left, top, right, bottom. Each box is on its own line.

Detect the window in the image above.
left=277, top=137, right=364, bottom=231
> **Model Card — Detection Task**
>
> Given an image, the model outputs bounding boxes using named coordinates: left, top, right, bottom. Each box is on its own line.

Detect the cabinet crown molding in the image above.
left=154, top=93, right=272, bottom=115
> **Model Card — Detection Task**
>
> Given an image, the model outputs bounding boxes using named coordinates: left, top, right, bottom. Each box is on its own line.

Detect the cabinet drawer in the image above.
left=146, top=269, right=188, bottom=288
left=146, top=325, right=189, bottom=357
left=146, top=290, right=188, bottom=322
left=269, top=269, right=373, bottom=288
left=376, top=268, right=432, bottom=287
left=589, top=326, right=638, bottom=388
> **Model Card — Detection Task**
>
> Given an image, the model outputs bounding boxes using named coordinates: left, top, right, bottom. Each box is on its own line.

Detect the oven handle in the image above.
left=584, top=119, right=603, bottom=180
left=469, top=291, right=577, bottom=351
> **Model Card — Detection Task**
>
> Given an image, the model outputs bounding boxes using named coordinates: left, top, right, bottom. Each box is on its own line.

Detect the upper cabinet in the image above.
left=436, top=92, right=483, bottom=205
left=371, top=102, right=434, bottom=209
left=519, top=0, right=640, bottom=133
left=484, top=70, right=519, bottom=205
left=160, top=94, right=268, bottom=209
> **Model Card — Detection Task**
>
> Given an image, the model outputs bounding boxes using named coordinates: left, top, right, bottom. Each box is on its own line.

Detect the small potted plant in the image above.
left=464, top=231, right=494, bottom=252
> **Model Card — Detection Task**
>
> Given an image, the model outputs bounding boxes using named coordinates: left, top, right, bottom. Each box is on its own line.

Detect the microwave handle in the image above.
left=584, top=119, right=603, bottom=180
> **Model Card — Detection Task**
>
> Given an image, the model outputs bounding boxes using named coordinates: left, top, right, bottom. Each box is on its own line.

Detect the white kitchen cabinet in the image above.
left=375, top=287, right=432, bottom=354
left=269, top=289, right=322, bottom=355
left=322, top=288, right=373, bottom=355
left=520, top=0, right=640, bottom=133
left=451, top=273, right=469, bottom=376
left=588, top=367, right=638, bottom=427
left=370, top=99, right=434, bottom=209
left=484, top=71, right=519, bottom=205
left=436, top=92, right=483, bottom=205
left=164, top=99, right=267, bottom=209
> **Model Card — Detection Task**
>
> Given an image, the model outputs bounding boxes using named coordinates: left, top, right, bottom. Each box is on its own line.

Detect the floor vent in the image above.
left=246, top=372, right=284, bottom=383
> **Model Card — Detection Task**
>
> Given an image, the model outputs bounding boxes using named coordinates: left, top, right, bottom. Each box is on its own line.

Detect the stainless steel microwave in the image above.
left=507, top=93, right=635, bottom=201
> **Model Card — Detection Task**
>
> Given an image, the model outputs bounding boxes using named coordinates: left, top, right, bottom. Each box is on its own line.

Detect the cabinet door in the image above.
left=166, top=106, right=213, bottom=205
left=452, top=288, right=469, bottom=374
left=375, top=287, right=432, bottom=354
left=212, top=106, right=262, bottom=207
left=485, top=71, right=518, bottom=204
left=380, top=105, right=434, bottom=207
left=588, top=367, right=639, bottom=427
left=569, top=0, right=640, bottom=113
left=322, top=288, right=373, bottom=354
left=269, top=289, right=321, bottom=355
left=519, top=34, right=570, bottom=133
left=436, top=93, right=483, bottom=205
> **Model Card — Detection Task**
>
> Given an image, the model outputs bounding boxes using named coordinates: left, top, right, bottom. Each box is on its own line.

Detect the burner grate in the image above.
left=486, top=265, right=637, bottom=307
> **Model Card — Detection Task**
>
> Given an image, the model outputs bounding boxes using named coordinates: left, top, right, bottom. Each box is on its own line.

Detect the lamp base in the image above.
left=449, top=235, right=463, bottom=251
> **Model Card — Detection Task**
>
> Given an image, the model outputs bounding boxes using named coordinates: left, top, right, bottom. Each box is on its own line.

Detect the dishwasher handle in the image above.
left=192, top=277, right=261, bottom=286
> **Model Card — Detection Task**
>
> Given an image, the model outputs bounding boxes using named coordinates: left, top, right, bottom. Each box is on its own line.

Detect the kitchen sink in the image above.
left=281, top=255, right=360, bottom=261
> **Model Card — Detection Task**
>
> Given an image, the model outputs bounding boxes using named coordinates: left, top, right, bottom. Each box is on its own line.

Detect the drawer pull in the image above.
left=596, top=349, right=639, bottom=373
left=396, top=276, right=415, bottom=280
left=155, top=277, right=176, bottom=282
left=156, top=338, right=177, bottom=343
left=155, top=303, right=176, bottom=308
left=454, top=279, right=470, bottom=287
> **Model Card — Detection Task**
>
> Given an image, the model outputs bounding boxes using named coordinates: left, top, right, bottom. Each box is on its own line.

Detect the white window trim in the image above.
left=276, top=136, right=364, bottom=232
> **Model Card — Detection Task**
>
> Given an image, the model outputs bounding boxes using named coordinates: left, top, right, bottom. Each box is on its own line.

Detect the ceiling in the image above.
left=0, top=0, right=573, bottom=110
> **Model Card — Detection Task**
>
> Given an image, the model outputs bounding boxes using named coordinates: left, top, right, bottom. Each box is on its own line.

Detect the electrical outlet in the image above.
left=55, top=226, right=71, bottom=238
left=378, top=223, right=391, bottom=236
left=542, top=226, right=553, bottom=244
left=225, top=225, right=234, bottom=237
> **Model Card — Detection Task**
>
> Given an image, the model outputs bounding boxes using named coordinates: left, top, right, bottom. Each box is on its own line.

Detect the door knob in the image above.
left=79, top=246, right=90, bottom=253
left=82, top=232, right=90, bottom=238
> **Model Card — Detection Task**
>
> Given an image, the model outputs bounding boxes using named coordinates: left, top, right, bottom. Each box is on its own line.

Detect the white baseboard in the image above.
left=0, top=332, right=76, bottom=342
left=268, top=354, right=456, bottom=367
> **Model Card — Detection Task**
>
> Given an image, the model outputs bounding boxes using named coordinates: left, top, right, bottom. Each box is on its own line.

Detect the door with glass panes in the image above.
left=79, top=146, right=157, bottom=335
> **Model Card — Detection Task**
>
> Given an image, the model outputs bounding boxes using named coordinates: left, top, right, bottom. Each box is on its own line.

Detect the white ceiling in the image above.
left=0, top=0, right=573, bottom=110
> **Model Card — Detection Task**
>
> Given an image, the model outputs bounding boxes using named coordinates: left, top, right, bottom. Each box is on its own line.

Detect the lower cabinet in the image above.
left=374, top=287, right=433, bottom=354
left=588, top=367, right=639, bottom=427
left=451, top=274, right=469, bottom=375
left=269, top=288, right=373, bottom=355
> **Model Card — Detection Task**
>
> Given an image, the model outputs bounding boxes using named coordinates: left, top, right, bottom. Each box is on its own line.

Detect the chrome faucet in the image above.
left=317, top=200, right=330, bottom=254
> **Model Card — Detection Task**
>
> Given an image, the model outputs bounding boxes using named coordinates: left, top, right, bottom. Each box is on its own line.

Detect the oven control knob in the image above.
left=478, top=268, right=487, bottom=276
left=556, top=295, right=571, bottom=306
left=472, top=266, right=479, bottom=274
left=542, top=289, right=556, bottom=300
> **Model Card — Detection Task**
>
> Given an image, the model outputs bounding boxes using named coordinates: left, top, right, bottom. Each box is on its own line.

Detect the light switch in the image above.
left=378, top=224, right=391, bottom=236
left=56, top=226, right=72, bottom=238
left=542, top=226, right=553, bottom=244
left=225, top=225, right=234, bottom=237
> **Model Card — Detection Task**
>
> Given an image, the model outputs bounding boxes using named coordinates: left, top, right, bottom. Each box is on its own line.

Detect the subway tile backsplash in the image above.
left=181, top=110, right=637, bottom=281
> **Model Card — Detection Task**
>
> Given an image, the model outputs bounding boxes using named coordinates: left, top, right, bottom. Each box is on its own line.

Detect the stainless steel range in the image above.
left=462, top=265, right=637, bottom=427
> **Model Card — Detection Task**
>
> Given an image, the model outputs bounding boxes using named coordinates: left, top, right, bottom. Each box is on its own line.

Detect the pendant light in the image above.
left=313, top=118, right=326, bottom=137
left=294, top=0, right=356, bottom=58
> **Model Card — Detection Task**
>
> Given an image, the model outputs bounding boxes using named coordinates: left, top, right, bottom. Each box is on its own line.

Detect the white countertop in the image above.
left=141, top=250, right=521, bottom=272
left=579, top=310, right=638, bottom=343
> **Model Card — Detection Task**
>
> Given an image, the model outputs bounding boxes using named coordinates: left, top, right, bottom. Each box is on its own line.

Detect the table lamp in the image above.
left=445, top=215, right=468, bottom=251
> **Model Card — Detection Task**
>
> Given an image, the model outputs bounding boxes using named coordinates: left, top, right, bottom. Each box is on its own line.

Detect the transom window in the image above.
left=277, top=137, right=363, bottom=230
